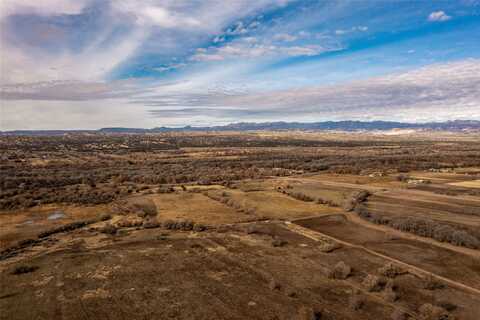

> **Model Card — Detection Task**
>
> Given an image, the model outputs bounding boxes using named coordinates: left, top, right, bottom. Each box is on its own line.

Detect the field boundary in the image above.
left=284, top=221, right=480, bottom=296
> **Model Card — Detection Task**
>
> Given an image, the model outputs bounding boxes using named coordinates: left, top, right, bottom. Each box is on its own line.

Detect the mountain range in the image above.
left=2, top=120, right=479, bottom=135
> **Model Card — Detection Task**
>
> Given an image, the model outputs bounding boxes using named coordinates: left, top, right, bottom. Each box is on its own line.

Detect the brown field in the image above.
left=1, top=131, right=480, bottom=319
left=449, top=180, right=480, bottom=189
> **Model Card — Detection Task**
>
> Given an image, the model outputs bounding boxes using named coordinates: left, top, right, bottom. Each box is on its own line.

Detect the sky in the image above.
left=1, top=0, right=479, bottom=130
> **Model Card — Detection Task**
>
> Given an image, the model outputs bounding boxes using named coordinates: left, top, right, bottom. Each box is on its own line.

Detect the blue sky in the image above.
left=1, top=0, right=479, bottom=129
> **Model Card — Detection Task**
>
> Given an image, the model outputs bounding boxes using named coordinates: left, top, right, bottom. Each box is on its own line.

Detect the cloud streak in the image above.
left=144, top=59, right=480, bottom=123
left=1, top=1, right=480, bottom=129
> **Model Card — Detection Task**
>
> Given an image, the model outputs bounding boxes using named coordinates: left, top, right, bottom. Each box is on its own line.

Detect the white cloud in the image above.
left=428, top=11, right=451, bottom=22
left=273, top=33, right=298, bottom=42
left=0, top=99, right=158, bottom=130
left=153, top=63, right=186, bottom=73
left=0, top=0, right=89, bottom=18
left=335, top=26, right=368, bottom=35
left=1, top=0, right=290, bottom=86
left=140, top=59, right=480, bottom=123
left=1, top=79, right=147, bottom=101
left=136, top=6, right=201, bottom=28
left=190, top=41, right=328, bottom=61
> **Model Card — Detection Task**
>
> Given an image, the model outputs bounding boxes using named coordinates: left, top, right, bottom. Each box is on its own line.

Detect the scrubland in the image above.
left=1, top=131, right=480, bottom=319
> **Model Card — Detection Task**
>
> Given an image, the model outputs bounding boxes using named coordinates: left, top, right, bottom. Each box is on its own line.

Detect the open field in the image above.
left=449, top=180, right=480, bottom=189
left=1, top=131, right=480, bottom=319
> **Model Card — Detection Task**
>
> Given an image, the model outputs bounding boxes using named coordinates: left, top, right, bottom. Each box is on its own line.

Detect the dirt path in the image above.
left=283, top=221, right=480, bottom=297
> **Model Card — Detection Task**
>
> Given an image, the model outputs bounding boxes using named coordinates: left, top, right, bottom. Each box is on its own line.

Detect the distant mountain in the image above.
left=2, top=120, right=480, bottom=135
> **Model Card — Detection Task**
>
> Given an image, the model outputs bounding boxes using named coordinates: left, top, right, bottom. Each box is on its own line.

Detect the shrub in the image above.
left=391, top=309, right=407, bottom=320
left=378, top=263, right=403, bottom=278
left=353, top=190, right=371, bottom=202
left=318, top=241, right=340, bottom=253
left=382, top=287, right=398, bottom=302
left=362, top=274, right=385, bottom=292
left=99, top=213, right=112, bottom=221
left=450, top=230, right=480, bottom=248
left=348, top=292, right=365, bottom=310
left=422, top=274, right=445, bottom=290
left=355, top=204, right=370, bottom=218
left=283, top=190, right=314, bottom=202
left=272, top=238, right=288, bottom=247
left=117, top=217, right=143, bottom=228
left=343, top=200, right=356, bottom=212
left=328, top=261, right=351, bottom=280
left=163, top=219, right=196, bottom=231
left=357, top=208, right=480, bottom=249
left=268, top=278, right=281, bottom=291
left=435, top=301, right=456, bottom=312
left=193, top=224, right=207, bottom=232
left=385, top=279, right=398, bottom=291
left=163, top=220, right=175, bottom=229
left=418, top=303, right=452, bottom=320
left=143, top=218, right=160, bottom=229
left=38, top=220, right=94, bottom=238
left=245, top=224, right=260, bottom=234
left=132, top=199, right=157, bottom=217
left=296, top=306, right=322, bottom=320
left=99, top=223, right=117, bottom=235
left=11, top=265, right=39, bottom=275
left=157, top=186, right=174, bottom=193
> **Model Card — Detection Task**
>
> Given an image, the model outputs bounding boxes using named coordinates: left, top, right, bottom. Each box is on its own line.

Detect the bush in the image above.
left=143, top=218, right=160, bottom=229
left=132, top=199, right=157, bottom=217
left=348, top=292, right=365, bottom=310
left=38, top=220, right=94, bottom=238
left=283, top=190, right=314, bottom=202
left=362, top=274, right=385, bottom=292
left=268, top=278, right=281, bottom=291
left=450, top=230, right=480, bottom=248
left=11, top=265, right=39, bottom=275
left=418, top=303, right=453, bottom=320
left=99, top=213, right=112, bottom=221
left=193, top=224, right=207, bottom=232
left=318, top=241, right=340, bottom=253
left=353, top=190, right=371, bottom=202
left=245, top=224, right=260, bottom=234
left=328, top=261, right=351, bottom=280
left=296, top=306, right=322, bottom=320
left=163, top=219, right=196, bottom=231
left=99, top=223, right=117, bottom=235
left=378, top=263, right=403, bottom=278
left=356, top=208, right=480, bottom=249
left=163, top=220, right=175, bottom=229
left=382, top=287, right=398, bottom=302
left=117, top=217, right=143, bottom=228
left=391, top=309, right=407, bottom=320
left=157, top=186, right=174, bottom=193
left=435, top=301, right=456, bottom=312
left=385, top=279, right=398, bottom=290
left=272, top=238, right=288, bottom=247
left=422, top=275, right=445, bottom=290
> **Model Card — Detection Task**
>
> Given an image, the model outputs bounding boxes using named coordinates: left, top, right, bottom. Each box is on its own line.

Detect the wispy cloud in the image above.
left=1, top=1, right=480, bottom=129
left=1, top=80, right=147, bottom=101
left=190, top=43, right=329, bottom=61
left=144, top=60, right=480, bottom=123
